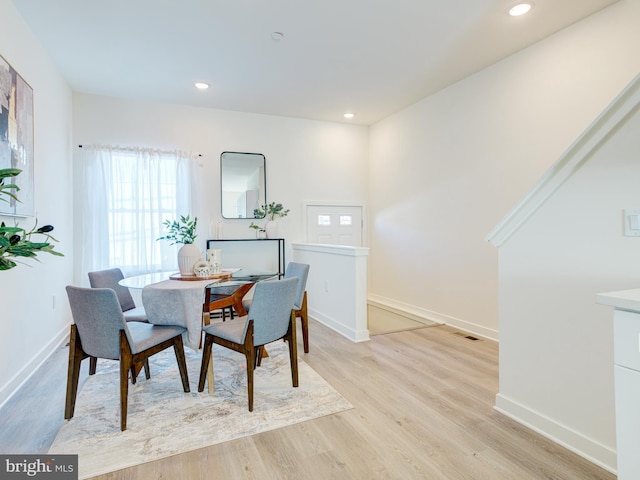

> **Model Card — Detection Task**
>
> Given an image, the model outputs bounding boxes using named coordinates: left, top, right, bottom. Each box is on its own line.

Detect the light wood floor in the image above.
left=0, top=320, right=615, bottom=480
left=367, top=304, right=437, bottom=335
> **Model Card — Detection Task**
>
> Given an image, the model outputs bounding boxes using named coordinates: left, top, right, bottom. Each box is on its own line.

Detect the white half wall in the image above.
left=0, top=0, right=74, bottom=407
left=292, top=243, right=369, bottom=343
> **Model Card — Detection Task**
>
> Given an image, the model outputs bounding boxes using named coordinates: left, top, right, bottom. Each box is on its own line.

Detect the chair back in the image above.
left=88, top=268, right=136, bottom=312
left=246, top=277, right=298, bottom=346
left=284, top=262, right=309, bottom=309
left=141, top=286, right=189, bottom=326
left=66, top=286, right=130, bottom=360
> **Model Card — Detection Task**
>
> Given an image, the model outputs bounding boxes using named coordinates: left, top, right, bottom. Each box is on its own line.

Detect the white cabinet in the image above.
left=614, top=365, right=640, bottom=477
left=597, top=289, right=640, bottom=479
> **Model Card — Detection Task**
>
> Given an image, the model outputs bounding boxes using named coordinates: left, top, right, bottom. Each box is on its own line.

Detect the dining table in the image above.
left=119, top=269, right=278, bottom=392
left=119, top=271, right=227, bottom=351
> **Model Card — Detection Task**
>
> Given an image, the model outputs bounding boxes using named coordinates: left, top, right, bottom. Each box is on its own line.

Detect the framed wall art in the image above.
left=0, top=53, right=34, bottom=217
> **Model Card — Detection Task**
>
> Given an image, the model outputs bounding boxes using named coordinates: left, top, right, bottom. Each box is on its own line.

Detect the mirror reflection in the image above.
left=220, top=151, right=266, bottom=219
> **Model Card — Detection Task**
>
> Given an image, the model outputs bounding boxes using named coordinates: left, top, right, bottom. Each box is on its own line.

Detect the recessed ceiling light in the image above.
left=195, top=82, right=209, bottom=90
left=344, top=113, right=355, bottom=119
left=509, top=2, right=533, bottom=16
left=271, top=32, right=284, bottom=41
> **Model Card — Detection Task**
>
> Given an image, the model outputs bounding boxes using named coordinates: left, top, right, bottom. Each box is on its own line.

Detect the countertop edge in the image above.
left=596, top=288, right=640, bottom=312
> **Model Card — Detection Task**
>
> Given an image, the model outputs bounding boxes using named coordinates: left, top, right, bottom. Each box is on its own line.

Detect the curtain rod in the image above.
left=77, top=145, right=203, bottom=157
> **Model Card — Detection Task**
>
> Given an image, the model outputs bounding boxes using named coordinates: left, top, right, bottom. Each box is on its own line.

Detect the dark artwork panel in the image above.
left=0, top=54, right=34, bottom=217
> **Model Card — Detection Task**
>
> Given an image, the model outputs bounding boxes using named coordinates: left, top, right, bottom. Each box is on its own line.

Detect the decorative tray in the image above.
left=169, top=272, right=232, bottom=281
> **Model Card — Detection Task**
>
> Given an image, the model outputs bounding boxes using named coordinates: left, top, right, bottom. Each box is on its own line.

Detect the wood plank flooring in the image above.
left=0, top=320, right=615, bottom=480
left=367, top=304, right=436, bottom=335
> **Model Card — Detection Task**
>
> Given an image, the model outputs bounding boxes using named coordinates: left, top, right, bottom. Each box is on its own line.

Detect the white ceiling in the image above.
left=12, top=0, right=618, bottom=126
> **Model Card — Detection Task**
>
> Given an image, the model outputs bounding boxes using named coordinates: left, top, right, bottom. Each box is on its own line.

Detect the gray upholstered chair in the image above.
left=198, top=277, right=299, bottom=411
left=87, top=268, right=149, bottom=376
left=284, top=262, right=310, bottom=353
left=88, top=268, right=148, bottom=322
left=65, top=286, right=190, bottom=431
left=242, top=262, right=311, bottom=353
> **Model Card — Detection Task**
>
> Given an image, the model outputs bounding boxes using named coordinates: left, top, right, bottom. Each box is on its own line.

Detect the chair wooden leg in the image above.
left=143, top=359, right=151, bottom=380
left=287, top=311, right=299, bottom=387
left=119, top=332, right=132, bottom=431
left=244, top=322, right=255, bottom=412
left=89, top=356, right=97, bottom=375
left=198, top=334, right=214, bottom=392
left=256, top=346, right=264, bottom=366
left=299, top=291, right=309, bottom=353
left=173, top=335, right=190, bottom=392
left=128, top=358, right=150, bottom=384
left=246, top=347, right=255, bottom=412
left=253, top=347, right=262, bottom=369
left=65, top=325, right=86, bottom=420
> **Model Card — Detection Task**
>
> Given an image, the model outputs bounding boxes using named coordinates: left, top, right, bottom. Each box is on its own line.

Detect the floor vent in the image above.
left=452, top=332, right=480, bottom=341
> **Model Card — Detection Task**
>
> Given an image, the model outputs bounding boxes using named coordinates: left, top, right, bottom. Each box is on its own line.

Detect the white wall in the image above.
left=367, top=0, right=640, bottom=340
left=0, top=0, right=74, bottom=406
left=5, top=4, right=640, bottom=471
left=72, top=94, right=369, bottom=266
left=496, top=86, right=640, bottom=472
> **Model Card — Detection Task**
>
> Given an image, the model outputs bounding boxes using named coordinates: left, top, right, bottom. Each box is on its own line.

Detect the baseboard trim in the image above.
left=308, top=309, right=370, bottom=343
left=494, top=393, right=617, bottom=474
left=368, top=294, right=498, bottom=342
left=0, top=325, right=70, bottom=410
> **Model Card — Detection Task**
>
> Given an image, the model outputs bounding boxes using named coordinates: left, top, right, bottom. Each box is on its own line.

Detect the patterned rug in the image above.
left=49, top=341, right=352, bottom=479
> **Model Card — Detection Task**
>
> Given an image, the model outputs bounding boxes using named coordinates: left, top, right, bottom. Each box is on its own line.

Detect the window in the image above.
left=317, top=215, right=331, bottom=226
left=77, top=146, right=193, bottom=277
left=340, top=215, right=352, bottom=226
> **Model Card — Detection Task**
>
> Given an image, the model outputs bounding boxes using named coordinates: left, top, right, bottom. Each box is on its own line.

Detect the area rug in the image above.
left=49, top=341, right=352, bottom=479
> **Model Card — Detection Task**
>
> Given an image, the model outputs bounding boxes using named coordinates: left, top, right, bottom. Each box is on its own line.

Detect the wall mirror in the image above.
left=220, top=151, right=266, bottom=219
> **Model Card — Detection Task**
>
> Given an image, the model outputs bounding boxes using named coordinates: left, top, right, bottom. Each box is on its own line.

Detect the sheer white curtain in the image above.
left=77, top=145, right=194, bottom=278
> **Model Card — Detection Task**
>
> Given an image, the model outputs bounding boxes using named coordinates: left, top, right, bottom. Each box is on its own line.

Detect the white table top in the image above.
left=119, top=270, right=237, bottom=289
left=118, top=271, right=174, bottom=289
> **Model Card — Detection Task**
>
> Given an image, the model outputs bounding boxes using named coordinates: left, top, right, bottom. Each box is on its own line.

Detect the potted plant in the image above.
left=157, top=215, right=200, bottom=275
left=250, top=202, right=289, bottom=239
left=0, top=168, right=63, bottom=270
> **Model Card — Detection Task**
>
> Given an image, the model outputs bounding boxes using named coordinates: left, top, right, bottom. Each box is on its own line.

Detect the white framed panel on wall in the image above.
left=303, top=201, right=366, bottom=247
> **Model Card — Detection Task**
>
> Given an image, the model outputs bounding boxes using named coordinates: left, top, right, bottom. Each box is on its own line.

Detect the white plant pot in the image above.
left=265, top=221, right=278, bottom=239
left=177, top=243, right=201, bottom=276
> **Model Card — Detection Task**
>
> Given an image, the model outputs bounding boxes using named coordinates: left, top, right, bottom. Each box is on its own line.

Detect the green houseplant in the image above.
left=253, top=202, right=290, bottom=222
left=157, top=215, right=198, bottom=245
left=249, top=202, right=289, bottom=239
left=157, top=214, right=200, bottom=275
left=0, top=168, right=63, bottom=271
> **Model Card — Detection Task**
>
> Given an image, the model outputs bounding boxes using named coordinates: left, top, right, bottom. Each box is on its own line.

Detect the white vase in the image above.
left=207, top=248, right=223, bottom=273
left=265, top=221, right=278, bottom=239
left=177, top=243, right=201, bottom=276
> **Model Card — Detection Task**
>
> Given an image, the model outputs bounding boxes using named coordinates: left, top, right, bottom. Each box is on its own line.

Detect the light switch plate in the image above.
left=624, top=209, right=640, bottom=237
